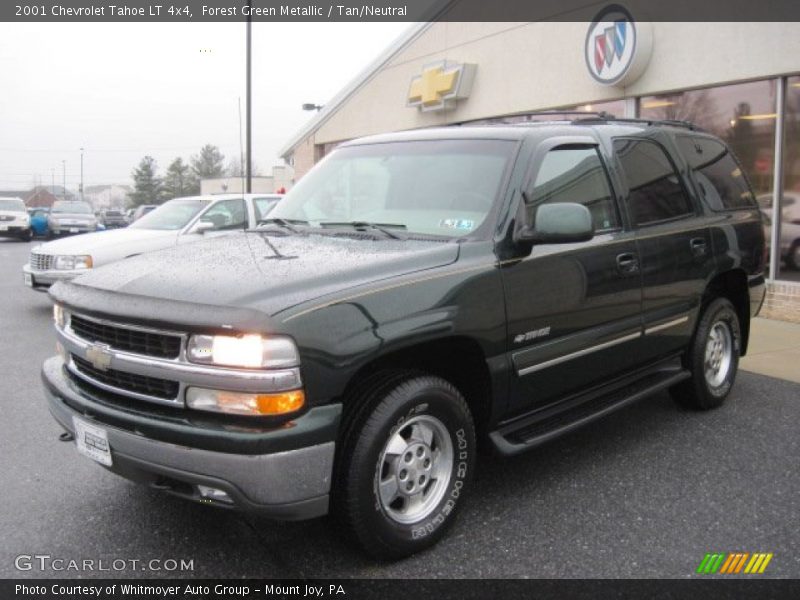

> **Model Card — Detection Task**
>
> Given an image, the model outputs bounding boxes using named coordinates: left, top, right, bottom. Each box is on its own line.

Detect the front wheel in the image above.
left=670, top=297, right=741, bottom=410
left=334, top=372, right=476, bottom=559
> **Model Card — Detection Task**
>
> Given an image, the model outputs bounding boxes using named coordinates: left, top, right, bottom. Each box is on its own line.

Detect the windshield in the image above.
left=0, top=199, right=25, bottom=211
left=130, top=199, right=208, bottom=230
left=269, top=139, right=515, bottom=238
left=51, top=201, right=93, bottom=215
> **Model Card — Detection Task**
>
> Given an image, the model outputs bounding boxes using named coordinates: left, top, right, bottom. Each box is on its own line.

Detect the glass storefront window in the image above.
left=780, top=76, right=800, bottom=279
left=641, top=80, right=778, bottom=276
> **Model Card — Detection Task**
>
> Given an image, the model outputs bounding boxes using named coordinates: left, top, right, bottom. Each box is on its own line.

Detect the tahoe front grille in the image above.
left=70, top=315, right=182, bottom=359
left=30, top=252, right=54, bottom=271
left=71, top=354, right=180, bottom=401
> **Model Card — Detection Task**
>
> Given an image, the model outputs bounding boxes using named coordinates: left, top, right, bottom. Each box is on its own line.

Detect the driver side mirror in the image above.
left=192, top=220, right=215, bottom=234
left=515, top=202, right=594, bottom=245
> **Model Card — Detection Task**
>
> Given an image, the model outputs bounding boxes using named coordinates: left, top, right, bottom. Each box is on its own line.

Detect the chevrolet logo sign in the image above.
left=407, top=61, right=476, bottom=112
left=85, top=343, right=113, bottom=371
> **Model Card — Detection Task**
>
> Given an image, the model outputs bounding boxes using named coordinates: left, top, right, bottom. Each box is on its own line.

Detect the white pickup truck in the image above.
left=23, top=193, right=282, bottom=290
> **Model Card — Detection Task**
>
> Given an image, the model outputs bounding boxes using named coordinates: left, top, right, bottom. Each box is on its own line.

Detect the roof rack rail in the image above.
left=453, top=110, right=616, bottom=126
left=571, top=115, right=703, bottom=131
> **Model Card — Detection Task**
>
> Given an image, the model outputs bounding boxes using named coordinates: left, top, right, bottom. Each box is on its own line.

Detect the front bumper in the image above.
left=23, top=263, right=82, bottom=290
left=49, top=223, right=95, bottom=235
left=42, top=356, right=341, bottom=520
left=0, top=224, right=30, bottom=237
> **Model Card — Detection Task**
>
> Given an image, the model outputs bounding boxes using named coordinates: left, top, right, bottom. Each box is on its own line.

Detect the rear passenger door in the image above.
left=612, top=136, right=714, bottom=360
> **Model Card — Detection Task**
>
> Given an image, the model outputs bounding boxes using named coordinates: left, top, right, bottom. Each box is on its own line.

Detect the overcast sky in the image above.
left=0, top=21, right=410, bottom=191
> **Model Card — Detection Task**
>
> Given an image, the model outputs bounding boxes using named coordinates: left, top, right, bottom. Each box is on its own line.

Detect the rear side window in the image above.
left=613, top=139, right=694, bottom=226
left=530, top=146, right=620, bottom=231
left=675, top=135, right=755, bottom=210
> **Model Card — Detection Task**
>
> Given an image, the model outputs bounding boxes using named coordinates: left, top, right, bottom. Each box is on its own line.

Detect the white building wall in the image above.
left=312, top=21, right=800, bottom=145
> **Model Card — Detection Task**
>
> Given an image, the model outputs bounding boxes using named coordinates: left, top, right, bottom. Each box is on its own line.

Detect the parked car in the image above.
left=761, top=210, right=800, bottom=270
left=0, top=196, right=32, bottom=241
left=130, top=204, right=157, bottom=222
left=98, top=208, right=128, bottom=229
left=28, top=207, right=50, bottom=238
left=47, top=201, right=98, bottom=238
left=23, top=193, right=281, bottom=290
left=42, top=120, right=764, bottom=559
left=757, top=191, right=800, bottom=225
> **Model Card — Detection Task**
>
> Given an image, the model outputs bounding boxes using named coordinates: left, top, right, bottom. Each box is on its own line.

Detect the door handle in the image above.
left=690, top=237, right=707, bottom=257
left=616, top=252, right=639, bottom=275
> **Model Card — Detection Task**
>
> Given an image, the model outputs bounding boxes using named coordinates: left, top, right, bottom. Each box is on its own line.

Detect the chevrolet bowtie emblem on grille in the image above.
left=85, top=343, right=113, bottom=371
left=407, top=61, right=476, bottom=112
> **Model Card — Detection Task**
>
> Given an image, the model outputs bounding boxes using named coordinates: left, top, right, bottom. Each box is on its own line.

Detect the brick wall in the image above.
left=760, top=281, right=800, bottom=323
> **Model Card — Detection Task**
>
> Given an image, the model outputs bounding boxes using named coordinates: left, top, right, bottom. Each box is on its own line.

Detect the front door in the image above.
left=502, top=143, right=644, bottom=416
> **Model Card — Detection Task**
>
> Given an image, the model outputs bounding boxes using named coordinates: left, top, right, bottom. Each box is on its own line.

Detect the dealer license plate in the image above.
left=69, top=227, right=79, bottom=233
left=23, top=272, right=33, bottom=287
left=73, top=417, right=113, bottom=466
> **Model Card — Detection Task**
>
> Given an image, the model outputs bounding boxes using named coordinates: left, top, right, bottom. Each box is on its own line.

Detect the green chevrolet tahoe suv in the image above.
left=44, top=118, right=766, bottom=558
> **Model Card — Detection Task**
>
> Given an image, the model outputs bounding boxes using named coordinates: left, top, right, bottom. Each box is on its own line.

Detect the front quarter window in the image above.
left=269, top=139, right=515, bottom=238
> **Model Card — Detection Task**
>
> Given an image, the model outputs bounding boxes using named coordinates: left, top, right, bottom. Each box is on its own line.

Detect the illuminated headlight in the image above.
left=53, top=304, right=66, bottom=329
left=186, top=387, right=305, bottom=416
left=53, top=255, right=93, bottom=270
left=186, top=334, right=299, bottom=369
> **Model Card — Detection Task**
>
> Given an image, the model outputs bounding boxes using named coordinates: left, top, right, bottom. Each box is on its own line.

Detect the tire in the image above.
left=333, top=371, right=476, bottom=559
left=670, top=297, right=741, bottom=410
left=787, top=241, right=800, bottom=270
left=18, top=230, right=32, bottom=242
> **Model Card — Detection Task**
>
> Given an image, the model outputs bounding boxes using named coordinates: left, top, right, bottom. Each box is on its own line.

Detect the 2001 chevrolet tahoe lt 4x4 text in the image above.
left=44, top=118, right=766, bottom=558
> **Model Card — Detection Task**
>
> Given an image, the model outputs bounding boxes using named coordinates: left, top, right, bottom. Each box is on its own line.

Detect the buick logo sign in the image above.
left=585, top=5, right=653, bottom=87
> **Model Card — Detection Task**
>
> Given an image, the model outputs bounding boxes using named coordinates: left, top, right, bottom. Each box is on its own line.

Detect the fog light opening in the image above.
left=196, top=485, right=233, bottom=504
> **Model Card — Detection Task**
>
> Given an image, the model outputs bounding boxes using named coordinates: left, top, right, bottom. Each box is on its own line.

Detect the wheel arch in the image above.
left=337, top=336, right=495, bottom=439
left=703, top=268, right=750, bottom=355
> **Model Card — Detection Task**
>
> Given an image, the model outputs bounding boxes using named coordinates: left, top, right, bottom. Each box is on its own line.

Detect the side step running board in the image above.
left=489, top=369, right=690, bottom=456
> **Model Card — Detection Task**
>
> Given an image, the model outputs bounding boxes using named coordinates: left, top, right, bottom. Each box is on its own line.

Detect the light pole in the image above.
left=245, top=1, right=252, bottom=193
left=62, top=160, right=66, bottom=201
left=80, top=147, right=84, bottom=201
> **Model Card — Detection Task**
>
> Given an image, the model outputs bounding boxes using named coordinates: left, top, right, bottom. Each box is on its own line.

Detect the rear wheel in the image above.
left=334, top=371, right=476, bottom=559
left=670, top=297, right=741, bottom=410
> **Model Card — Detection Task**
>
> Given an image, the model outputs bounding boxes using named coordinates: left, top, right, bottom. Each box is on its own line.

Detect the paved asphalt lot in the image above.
left=1, top=237, right=798, bottom=579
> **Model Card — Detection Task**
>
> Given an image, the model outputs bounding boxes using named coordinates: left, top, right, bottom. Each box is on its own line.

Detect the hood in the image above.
left=67, top=231, right=460, bottom=317
left=35, top=228, right=178, bottom=262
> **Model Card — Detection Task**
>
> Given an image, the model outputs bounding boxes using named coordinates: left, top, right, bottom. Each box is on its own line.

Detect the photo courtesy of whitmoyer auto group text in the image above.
left=2, top=0, right=800, bottom=598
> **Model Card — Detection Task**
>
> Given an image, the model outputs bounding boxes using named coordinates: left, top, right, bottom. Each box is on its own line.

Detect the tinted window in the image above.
left=676, top=135, right=755, bottom=210
left=613, top=139, right=693, bottom=226
left=530, top=147, right=619, bottom=231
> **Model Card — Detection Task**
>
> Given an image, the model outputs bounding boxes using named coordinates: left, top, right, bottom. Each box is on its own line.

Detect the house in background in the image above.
left=83, top=184, right=131, bottom=209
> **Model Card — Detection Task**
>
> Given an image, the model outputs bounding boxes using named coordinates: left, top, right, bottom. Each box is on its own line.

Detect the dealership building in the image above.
left=280, top=17, right=800, bottom=320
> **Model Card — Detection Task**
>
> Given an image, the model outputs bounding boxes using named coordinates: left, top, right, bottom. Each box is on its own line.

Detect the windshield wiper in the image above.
left=319, top=221, right=407, bottom=240
left=256, top=217, right=308, bottom=233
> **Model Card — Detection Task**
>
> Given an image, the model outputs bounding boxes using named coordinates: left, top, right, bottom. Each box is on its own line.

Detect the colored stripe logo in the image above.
left=696, top=552, right=773, bottom=574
